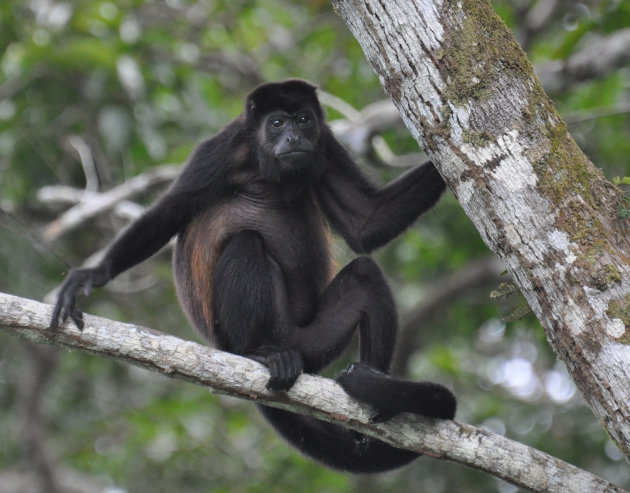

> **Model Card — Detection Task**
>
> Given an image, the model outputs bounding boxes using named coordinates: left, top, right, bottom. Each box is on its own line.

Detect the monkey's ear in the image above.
left=248, top=101, right=256, bottom=113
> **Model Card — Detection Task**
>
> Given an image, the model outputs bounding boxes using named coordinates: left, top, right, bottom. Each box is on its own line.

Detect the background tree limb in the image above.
left=536, top=27, right=630, bottom=95
left=42, top=164, right=179, bottom=241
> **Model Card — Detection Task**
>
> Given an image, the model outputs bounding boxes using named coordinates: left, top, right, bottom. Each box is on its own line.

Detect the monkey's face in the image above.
left=258, top=108, right=321, bottom=182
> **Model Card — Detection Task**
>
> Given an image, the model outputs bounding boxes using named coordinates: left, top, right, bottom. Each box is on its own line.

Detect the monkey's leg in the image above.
left=212, top=230, right=274, bottom=353
left=212, top=229, right=304, bottom=391
left=294, top=256, right=456, bottom=421
left=293, top=256, right=397, bottom=374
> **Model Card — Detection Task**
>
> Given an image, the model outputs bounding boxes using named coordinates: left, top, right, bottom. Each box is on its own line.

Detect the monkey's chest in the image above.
left=175, top=196, right=332, bottom=305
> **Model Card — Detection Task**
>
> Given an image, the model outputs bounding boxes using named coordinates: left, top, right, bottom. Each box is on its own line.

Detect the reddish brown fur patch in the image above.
left=178, top=217, right=213, bottom=335
left=190, top=229, right=216, bottom=330
left=314, top=203, right=336, bottom=283
left=177, top=205, right=235, bottom=339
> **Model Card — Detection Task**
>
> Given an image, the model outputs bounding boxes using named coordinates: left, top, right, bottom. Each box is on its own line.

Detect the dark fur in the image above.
left=51, top=79, right=455, bottom=473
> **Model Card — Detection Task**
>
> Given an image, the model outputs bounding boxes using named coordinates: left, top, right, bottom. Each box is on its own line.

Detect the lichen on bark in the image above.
left=438, top=0, right=532, bottom=107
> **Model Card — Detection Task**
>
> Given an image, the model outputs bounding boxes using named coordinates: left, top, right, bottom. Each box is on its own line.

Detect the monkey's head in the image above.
left=246, top=80, right=325, bottom=184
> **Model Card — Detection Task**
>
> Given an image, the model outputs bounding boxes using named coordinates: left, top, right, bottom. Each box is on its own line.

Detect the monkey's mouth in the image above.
left=279, top=150, right=310, bottom=158
left=278, top=151, right=311, bottom=163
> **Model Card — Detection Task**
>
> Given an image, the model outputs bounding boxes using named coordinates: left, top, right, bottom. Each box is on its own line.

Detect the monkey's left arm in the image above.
left=316, top=135, right=445, bottom=253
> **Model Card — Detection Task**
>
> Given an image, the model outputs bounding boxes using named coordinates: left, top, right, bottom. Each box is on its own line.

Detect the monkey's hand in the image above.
left=248, top=346, right=304, bottom=391
left=50, top=267, right=110, bottom=330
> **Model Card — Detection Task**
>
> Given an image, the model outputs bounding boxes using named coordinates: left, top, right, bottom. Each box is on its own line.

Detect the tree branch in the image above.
left=0, top=292, right=625, bottom=493
left=535, top=28, right=630, bottom=95
left=42, top=165, right=180, bottom=241
left=322, top=91, right=428, bottom=167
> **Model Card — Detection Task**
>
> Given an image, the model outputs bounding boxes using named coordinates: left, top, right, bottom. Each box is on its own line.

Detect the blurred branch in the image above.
left=38, top=185, right=146, bottom=220
left=197, top=53, right=262, bottom=84
left=39, top=197, right=168, bottom=305
left=513, top=0, right=560, bottom=50
left=536, top=28, right=630, bottom=95
left=41, top=164, right=179, bottom=241
left=19, top=344, right=61, bottom=493
left=0, top=292, right=626, bottom=493
left=564, top=101, right=630, bottom=125
left=321, top=92, right=427, bottom=167
left=158, top=50, right=263, bottom=86
left=394, top=256, right=505, bottom=375
left=65, top=135, right=99, bottom=193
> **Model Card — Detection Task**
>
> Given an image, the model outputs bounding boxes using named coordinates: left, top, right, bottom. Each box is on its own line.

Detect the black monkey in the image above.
left=51, top=80, right=456, bottom=473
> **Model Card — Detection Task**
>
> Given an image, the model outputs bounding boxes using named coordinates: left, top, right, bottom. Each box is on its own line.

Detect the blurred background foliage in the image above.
left=1, top=0, right=629, bottom=492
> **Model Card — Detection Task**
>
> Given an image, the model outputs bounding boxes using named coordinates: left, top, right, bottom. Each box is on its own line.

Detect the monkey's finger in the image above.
left=368, top=408, right=397, bottom=424
left=50, top=293, right=69, bottom=328
left=61, top=288, right=76, bottom=321
left=350, top=430, right=369, bottom=452
left=277, top=353, right=295, bottom=390
left=50, top=304, right=61, bottom=328
left=287, top=353, right=303, bottom=386
left=59, top=300, right=70, bottom=323
left=280, top=352, right=302, bottom=390
left=266, top=358, right=281, bottom=390
left=56, top=297, right=77, bottom=328
left=70, top=308, right=85, bottom=330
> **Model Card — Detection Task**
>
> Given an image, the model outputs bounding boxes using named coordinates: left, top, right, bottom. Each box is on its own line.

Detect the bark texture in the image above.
left=331, top=0, right=630, bottom=457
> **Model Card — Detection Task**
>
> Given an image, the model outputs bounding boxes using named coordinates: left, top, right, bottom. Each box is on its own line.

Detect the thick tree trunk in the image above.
left=331, top=0, right=630, bottom=457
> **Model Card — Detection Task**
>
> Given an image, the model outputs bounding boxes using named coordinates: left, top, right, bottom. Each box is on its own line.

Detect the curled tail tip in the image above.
left=439, top=389, right=457, bottom=420
left=337, top=362, right=457, bottom=421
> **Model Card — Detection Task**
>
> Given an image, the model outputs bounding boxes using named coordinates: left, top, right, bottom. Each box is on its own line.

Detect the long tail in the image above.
left=257, top=405, right=419, bottom=473
left=257, top=363, right=456, bottom=473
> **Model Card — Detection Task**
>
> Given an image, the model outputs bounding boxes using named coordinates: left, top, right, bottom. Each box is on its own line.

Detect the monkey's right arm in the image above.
left=49, top=137, right=235, bottom=329
left=49, top=195, right=184, bottom=329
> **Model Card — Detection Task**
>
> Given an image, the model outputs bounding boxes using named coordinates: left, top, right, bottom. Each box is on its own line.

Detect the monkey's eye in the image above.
left=297, top=114, right=311, bottom=127
left=270, top=118, right=285, bottom=128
